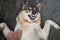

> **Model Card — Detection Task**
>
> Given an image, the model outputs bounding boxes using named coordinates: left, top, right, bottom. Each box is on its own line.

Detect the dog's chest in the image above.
left=20, top=23, right=40, bottom=40
left=15, top=23, right=41, bottom=40
left=21, top=30, right=40, bottom=40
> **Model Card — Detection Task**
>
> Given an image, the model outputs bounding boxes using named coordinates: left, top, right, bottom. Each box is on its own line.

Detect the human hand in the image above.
left=7, top=30, right=22, bottom=40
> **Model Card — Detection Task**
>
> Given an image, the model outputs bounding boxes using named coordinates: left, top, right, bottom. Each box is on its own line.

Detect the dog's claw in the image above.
left=57, top=27, right=60, bottom=30
left=0, top=27, right=2, bottom=30
left=0, top=23, right=5, bottom=30
left=58, top=27, right=60, bottom=29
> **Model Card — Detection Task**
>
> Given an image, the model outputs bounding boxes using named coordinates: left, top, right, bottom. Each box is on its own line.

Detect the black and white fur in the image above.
left=0, top=0, right=60, bottom=40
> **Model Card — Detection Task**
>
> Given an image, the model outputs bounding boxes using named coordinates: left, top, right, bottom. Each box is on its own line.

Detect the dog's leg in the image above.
left=42, top=20, right=60, bottom=40
left=0, top=23, right=11, bottom=37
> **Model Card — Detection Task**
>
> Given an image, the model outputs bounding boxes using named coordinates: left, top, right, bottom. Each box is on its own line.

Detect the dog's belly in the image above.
left=15, top=23, right=41, bottom=40
left=21, top=29, right=40, bottom=40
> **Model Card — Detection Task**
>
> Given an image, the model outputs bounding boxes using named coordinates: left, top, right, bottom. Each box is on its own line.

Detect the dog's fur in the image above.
left=0, top=0, right=60, bottom=40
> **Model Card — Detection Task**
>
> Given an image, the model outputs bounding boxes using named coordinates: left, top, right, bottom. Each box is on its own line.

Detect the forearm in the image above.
left=2, top=23, right=11, bottom=37
left=3, top=27, right=11, bottom=37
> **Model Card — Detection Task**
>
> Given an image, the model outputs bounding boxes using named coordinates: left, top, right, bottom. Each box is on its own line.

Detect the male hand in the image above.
left=7, top=30, right=22, bottom=40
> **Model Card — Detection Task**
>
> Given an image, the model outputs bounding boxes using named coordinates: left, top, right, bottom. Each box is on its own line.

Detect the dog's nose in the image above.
left=32, top=15, right=35, bottom=17
left=32, top=11, right=36, bottom=15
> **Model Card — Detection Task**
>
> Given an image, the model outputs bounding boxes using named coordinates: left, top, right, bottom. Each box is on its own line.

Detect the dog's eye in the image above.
left=28, top=7, right=32, bottom=11
left=25, top=10, right=29, bottom=13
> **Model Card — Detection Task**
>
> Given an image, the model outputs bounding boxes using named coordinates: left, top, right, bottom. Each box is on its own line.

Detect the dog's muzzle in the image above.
left=28, top=14, right=37, bottom=20
left=28, top=9, right=38, bottom=20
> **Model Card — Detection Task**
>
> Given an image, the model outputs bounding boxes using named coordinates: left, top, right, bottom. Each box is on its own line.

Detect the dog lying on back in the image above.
left=0, top=0, right=60, bottom=40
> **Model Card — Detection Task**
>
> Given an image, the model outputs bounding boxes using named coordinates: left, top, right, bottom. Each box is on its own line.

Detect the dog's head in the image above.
left=16, top=0, right=41, bottom=23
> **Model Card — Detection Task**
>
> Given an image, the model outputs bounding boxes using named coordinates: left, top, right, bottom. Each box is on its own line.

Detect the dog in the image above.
left=0, top=0, right=60, bottom=40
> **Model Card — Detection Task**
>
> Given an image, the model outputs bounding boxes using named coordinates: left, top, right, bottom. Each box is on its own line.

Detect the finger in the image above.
left=14, top=29, right=22, bottom=35
left=17, top=30, right=22, bottom=36
left=15, top=30, right=22, bottom=36
left=13, top=32, right=18, bottom=39
left=16, top=30, right=22, bottom=40
left=7, top=31, right=13, bottom=37
left=7, top=31, right=14, bottom=40
left=14, top=30, right=22, bottom=40
left=15, top=29, right=22, bottom=33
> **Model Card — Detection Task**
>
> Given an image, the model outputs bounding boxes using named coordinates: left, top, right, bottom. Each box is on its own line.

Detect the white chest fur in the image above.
left=15, top=23, right=42, bottom=40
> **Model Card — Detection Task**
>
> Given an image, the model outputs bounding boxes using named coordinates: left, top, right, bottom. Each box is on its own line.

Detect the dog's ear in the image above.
left=22, top=4, right=28, bottom=10
left=36, top=3, right=41, bottom=12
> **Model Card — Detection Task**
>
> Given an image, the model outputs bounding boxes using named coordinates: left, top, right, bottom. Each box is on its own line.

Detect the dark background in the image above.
left=0, top=0, right=60, bottom=40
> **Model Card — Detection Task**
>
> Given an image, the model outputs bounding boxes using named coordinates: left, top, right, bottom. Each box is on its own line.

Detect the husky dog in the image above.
left=0, top=0, right=60, bottom=40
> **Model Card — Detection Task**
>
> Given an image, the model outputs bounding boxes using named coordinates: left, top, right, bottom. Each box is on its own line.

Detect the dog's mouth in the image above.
left=28, top=14, right=37, bottom=20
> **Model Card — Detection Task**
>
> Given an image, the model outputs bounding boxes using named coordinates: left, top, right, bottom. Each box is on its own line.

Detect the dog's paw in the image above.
left=58, top=27, right=60, bottom=30
left=56, top=27, right=60, bottom=30
left=0, top=23, right=5, bottom=30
